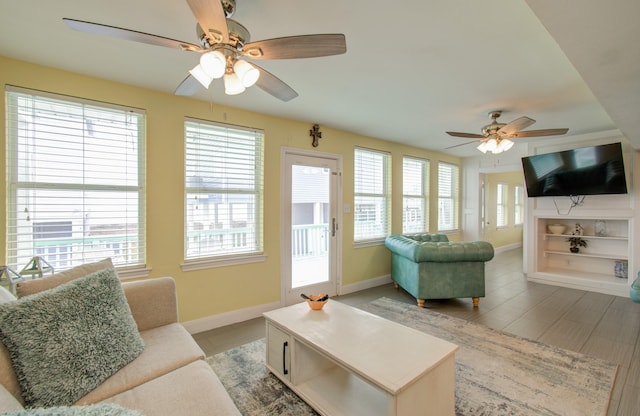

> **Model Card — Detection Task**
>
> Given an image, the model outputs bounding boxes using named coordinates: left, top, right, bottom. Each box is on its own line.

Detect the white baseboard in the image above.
left=182, top=300, right=281, bottom=335
left=493, top=242, right=522, bottom=254
left=183, top=274, right=393, bottom=334
left=340, top=274, right=392, bottom=295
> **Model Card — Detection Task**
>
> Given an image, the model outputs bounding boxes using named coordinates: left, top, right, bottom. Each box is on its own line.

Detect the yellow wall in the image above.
left=484, top=171, right=524, bottom=248
left=0, top=56, right=461, bottom=322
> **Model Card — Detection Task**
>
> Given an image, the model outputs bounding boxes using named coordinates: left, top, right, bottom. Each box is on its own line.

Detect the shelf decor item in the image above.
left=614, top=260, right=628, bottom=279
left=566, top=236, right=588, bottom=253
left=548, top=224, right=566, bottom=235
left=594, top=220, right=607, bottom=237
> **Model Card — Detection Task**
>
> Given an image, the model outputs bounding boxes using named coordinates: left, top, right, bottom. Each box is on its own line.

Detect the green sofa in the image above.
left=384, top=234, right=494, bottom=307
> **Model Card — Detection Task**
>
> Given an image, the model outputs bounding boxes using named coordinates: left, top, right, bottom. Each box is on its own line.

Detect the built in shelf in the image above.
left=532, top=216, right=633, bottom=297
left=537, top=267, right=630, bottom=289
left=543, top=233, right=628, bottom=241
left=543, top=250, right=628, bottom=260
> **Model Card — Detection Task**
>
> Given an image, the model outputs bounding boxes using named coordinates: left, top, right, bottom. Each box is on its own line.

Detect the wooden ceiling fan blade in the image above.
left=505, top=128, right=569, bottom=138
left=63, top=18, right=202, bottom=51
left=174, top=74, right=202, bottom=96
left=252, top=64, right=298, bottom=101
left=445, top=141, right=479, bottom=150
left=242, top=34, right=346, bottom=60
left=499, top=116, right=536, bottom=135
left=446, top=131, right=485, bottom=139
left=186, top=0, right=229, bottom=44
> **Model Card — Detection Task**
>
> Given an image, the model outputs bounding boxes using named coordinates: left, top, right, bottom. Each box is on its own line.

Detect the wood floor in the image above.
left=193, top=248, right=640, bottom=416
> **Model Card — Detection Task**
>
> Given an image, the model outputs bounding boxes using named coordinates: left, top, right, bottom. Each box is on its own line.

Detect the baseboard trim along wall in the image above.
left=183, top=274, right=393, bottom=334
left=493, top=242, right=522, bottom=254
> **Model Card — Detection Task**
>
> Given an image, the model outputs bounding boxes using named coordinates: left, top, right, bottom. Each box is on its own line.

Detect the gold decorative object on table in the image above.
left=301, top=293, right=329, bottom=310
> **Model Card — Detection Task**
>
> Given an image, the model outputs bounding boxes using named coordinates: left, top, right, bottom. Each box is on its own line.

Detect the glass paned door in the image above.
left=283, top=151, right=339, bottom=305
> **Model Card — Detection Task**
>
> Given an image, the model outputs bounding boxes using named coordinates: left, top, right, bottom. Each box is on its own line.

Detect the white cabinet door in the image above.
left=266, top=323, right=291, bottom=381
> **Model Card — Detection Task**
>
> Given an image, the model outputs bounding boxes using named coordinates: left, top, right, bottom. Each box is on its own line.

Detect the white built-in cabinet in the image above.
left=530, top=216, right=632, bottom=297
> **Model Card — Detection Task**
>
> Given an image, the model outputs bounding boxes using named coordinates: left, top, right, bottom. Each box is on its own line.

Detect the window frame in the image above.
left=496, top=183, right=508, bottom=228
left=353, top=147, right=391, bottom=245
left=402, top=156, right=429, bottom=234
left=5, top=86, right=147, bottom=276
left=182, top=118, right=265, bottom=270
left=437, top=161, right=459, bottom=232
left=514, top=185, right=525, bottom=226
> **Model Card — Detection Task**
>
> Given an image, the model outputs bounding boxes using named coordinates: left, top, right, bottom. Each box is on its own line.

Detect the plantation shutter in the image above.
left=438, top=162, right=459, bottom=231
left=184, top=118, right=264, bottom=260
left=354, top=148, right=391, bottom=242
left=514, top=185, right=524, bottom=225
left=496, top=183, right=508, bottom=227
left=5, top=86, right=146, bottom=271
left=403, top=156, right=429, bottom=233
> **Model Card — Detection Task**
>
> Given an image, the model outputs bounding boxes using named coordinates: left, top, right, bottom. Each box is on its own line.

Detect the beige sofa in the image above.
left=0, top=262, right=240, bottom=415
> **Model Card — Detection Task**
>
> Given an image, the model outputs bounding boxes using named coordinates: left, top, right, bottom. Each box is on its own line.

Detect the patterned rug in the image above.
left=208, top=297, right=618, bottom=416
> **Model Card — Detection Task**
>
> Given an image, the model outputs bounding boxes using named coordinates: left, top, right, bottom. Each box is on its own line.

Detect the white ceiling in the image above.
left=1, top=0, right=638, bottom=158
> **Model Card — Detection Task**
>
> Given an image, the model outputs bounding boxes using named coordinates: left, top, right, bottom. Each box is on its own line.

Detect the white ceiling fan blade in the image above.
left=186, top=0, right=229, bottom=44
left=63, top=18, right=202, bottom=51
left=498, top=116, right=536, bottom=136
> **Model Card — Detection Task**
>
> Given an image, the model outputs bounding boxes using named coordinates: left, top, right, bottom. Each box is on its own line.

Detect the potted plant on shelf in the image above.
left=566, top=236, right=588, bottom=253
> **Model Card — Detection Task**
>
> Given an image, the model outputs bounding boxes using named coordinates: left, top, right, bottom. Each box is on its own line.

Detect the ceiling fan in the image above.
left=446, top=111, right=569, bottom=154
left=63, top=0, right=346, bottom=102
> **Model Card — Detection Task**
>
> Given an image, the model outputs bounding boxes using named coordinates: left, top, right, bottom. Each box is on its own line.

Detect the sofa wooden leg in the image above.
left=472, top=297, right=479, bottom=307
left=393, top=282, right=399, bottom=289
left=417, top=299, right=426, bottom=308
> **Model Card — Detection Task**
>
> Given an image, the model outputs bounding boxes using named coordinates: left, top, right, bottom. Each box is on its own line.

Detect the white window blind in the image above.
left=5, top=86, right=146, bottom=271
left=496, top=183, right=508, bottom=228
left=184, top=119, right=264, bottom=260
left=514, top=185, right=524, bottom=225
left=438, top=162, right=459, bottom=231
left=403, top=156, right=429, bottom=233
left=354, top=148, right=391, bottom=242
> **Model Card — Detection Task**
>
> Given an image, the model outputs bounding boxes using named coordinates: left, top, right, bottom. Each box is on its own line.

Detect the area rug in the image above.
left=208, top=297, right=618, bottom=416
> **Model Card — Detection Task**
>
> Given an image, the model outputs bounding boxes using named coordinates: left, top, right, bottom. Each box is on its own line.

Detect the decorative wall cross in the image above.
left=309, top=124, right=322, bottom=147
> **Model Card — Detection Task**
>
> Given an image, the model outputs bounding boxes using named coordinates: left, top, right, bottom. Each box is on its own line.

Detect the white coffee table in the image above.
left=263, top=300, right=458, bottom=416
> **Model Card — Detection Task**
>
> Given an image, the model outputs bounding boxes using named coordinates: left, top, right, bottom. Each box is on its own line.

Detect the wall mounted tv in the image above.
left=521, top=142, right=627, bottom=197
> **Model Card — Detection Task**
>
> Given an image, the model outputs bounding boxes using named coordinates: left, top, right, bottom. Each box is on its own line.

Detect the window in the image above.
left=438, top=162, right=459, bottom=231
left=496, top=183, right=508, bottom=228
left=184, top=119, right=264, bottom=261
left=403, top=156, right=429, bottom=233
left=514, top=185, right=524, bottom=225
left=5, top=86, right=146, bottom=271
left=354, top=148, right=391, bottom=242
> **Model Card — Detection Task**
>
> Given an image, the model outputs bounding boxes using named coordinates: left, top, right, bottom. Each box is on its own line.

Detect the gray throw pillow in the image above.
left=0, top=268, right=145, bottom=408
left=2, top=403, right=143, bottom=415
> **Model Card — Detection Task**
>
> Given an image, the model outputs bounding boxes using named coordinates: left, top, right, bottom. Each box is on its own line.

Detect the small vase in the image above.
left=570, top=247, right=579, bottom=253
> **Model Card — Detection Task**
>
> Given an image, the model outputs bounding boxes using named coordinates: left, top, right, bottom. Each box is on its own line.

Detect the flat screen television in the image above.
left=521, top=142, right=628, bottom=197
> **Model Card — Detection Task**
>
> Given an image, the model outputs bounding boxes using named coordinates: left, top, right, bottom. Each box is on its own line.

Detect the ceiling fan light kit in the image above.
left=233, top=59, right=259, bottom=87
left=199, top=51, right=227, bottom=79
left=62, top=0, right=346, bottom=101
left=223, top=72, right=245, bottom=95
left=447, top=110, right=568, bottom=155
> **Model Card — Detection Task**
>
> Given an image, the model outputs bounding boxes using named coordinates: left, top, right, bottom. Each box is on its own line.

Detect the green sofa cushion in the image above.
left=0, top=268, right=144, bottom=408
left=3, top=403, right=142, bottom=416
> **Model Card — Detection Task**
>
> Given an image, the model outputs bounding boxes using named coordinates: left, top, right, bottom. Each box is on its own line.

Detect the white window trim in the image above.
left=437, top=161, right=459, bottom=232
left=353, top=147, right=391, bottom=245
left=5, top=85, right=147, bottom=273
left=402, top=156, right=429, bottom=234
left=183, top=117, right=264, bottom=265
